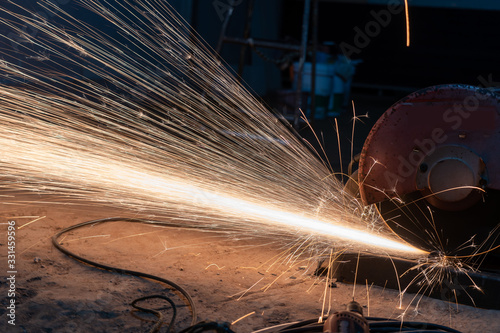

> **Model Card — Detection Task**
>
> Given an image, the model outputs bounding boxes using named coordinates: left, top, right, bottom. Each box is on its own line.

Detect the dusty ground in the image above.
left=1, top=199, right=500, bottom=333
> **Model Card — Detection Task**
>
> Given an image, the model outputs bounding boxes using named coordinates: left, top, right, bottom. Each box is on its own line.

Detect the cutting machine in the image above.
left=354, top=84, right=500, bottom=266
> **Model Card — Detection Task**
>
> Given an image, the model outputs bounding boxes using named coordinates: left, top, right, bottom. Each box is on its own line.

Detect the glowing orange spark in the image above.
left=405, top=0, right=410, bottom=47
left=0, top=0, right=427, bottom=262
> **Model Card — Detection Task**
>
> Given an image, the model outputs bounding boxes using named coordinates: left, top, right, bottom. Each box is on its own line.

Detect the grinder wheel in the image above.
left=357, top=84, right=500, bottom=268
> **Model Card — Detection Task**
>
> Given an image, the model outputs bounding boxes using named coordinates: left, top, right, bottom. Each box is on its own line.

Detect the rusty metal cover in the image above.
left=358, top=84, right=500, bottom=205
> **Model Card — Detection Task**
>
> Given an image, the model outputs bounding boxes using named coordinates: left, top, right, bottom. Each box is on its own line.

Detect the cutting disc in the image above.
left=358, top=85, right=500, bottom=264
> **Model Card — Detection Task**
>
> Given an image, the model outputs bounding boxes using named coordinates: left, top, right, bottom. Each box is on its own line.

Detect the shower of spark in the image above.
left=0, top=0, right=426, bottom=259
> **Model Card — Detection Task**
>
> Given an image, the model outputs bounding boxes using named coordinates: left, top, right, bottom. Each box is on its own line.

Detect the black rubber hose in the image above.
left=254, top=317, right=463, bottom=333
left=51, top=217, right=198, bottom=331
left=131, top=295, right=177, bottom=333
left=369, top=320, right=462, bottom=333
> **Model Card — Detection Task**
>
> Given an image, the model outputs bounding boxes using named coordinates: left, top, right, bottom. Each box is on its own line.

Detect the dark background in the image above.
left=281, top=0, right=500, bottom=90
left=195, top=0, right=500, bottom=96
left=2, top=1, right=499, bottom=95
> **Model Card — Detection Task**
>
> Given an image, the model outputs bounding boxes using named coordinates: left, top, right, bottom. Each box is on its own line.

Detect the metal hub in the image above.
left=415, top=145, right=485, bottom=211
left=429, top=159, right=474, bottom=201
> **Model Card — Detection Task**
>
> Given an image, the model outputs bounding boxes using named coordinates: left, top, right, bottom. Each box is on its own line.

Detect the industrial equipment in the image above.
left=354, top=84, right=500, bottom=266
left=323, top=301, right=369, bottom=333
left=254, top=300, right=461, bottom=333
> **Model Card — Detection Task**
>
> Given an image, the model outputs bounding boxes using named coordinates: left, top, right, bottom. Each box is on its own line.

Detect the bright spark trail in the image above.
left=0, top=0, right=426, bottom=259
